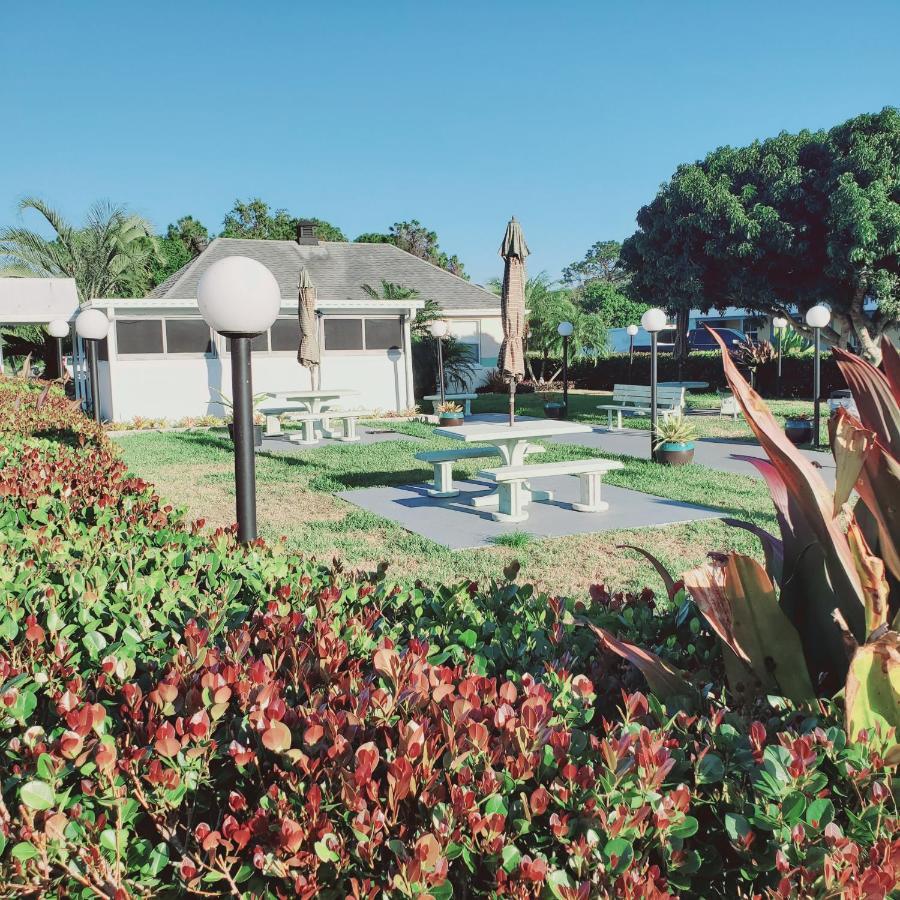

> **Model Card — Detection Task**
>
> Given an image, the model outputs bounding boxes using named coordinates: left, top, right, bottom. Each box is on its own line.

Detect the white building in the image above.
left=82, top=229, right=504, bottom=421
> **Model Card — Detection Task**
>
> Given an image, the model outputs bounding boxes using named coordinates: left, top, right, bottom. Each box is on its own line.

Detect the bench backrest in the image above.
left=611, top=384, right=685, bottom=407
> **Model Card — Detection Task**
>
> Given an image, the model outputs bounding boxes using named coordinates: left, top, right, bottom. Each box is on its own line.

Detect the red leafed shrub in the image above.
left=1, top=377, right=898, bottom=897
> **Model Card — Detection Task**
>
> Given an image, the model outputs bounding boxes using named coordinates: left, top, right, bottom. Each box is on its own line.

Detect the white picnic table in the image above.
left=262, top=389, right=356, bottom=437
left=434, top=419, right=593, bottom=510
left=658, top=381, right=709, bottom=391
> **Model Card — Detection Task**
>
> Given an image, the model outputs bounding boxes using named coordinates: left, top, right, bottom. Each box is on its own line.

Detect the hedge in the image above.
left=0, top=376, right=897, bottom=897
left=568, top=353, right=846, bottom=398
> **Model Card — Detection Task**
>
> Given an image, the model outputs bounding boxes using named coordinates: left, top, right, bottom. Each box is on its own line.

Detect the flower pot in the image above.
left=784, top=419, right=813, bottom=445
left=544, top=403, right=564, bottom=420
left=439, top=414, right=464, bottom=427
left=228, top=423, right=264, bottom=447
left=658, top=441, right=695, bottom=466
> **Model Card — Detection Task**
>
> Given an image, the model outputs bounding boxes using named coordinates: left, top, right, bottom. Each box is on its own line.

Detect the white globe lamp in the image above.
left=641, top=308, right=667, bottom=333
left=428, top=320, right=449, bottom=339
left=47, top=319, right=69, bottom=339
left=75, top=309, right=110, bottom=341
left=626, top=324, right=639, bottom=337
left=557, top=322, right=574, bottom=417
left=557, top=321, right=574, bottom=338
left=805, top=305, right=830, bottom=329
left=197, top=256, right=281, bottom=336
left=429, top=321, right=449, bottom=404
left=772, top=316, right=788, bottom=330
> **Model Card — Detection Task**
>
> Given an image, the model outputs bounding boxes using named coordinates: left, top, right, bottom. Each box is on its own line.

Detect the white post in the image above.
left=402, top=312, right=415, bottom=410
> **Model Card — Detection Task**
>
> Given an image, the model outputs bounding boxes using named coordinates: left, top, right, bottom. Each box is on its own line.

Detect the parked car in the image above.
left=688, top=327, right=748, bottom=351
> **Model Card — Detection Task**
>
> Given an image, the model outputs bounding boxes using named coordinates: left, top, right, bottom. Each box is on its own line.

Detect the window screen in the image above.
left=116, top=319, right=164, bottom=355
left=165, top=319, right=213, bottom=354
left=270, top=317, right=302, bottom=351
left=324, top=318, right=363, bottom=350
left=225, top=333, right=269, bottom=353
left=364, top=318, right=403, bottom=350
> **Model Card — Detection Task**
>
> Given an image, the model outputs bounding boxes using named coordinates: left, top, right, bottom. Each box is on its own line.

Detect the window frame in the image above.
left=323, top=315, right=405, bottom=355
left=112, top=315, right=217, bottom=360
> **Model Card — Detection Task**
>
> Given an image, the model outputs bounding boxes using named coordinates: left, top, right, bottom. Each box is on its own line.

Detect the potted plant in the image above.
left=784, top=412, right=814, bottom=445
left=215, top=390, right=267, bottom=447
left=437, top=401, right=464, bottom=426
left=654, top=415, right=698, bottom=466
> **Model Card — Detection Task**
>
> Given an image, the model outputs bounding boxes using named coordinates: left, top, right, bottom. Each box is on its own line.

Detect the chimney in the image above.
left=296, top=220, right=319, bottom=245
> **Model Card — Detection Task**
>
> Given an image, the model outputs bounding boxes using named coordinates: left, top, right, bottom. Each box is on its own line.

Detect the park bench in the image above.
left=596, top=384, right=686, bottom=430
left=257, top=401, right=313, bottom=437
left=286, top=410, right=367, bottom=444
left=416, top=444, right=544, bottom=498
left=478, top=458, right=625, bottom=523
left=422, top=392, right=478, bottom=416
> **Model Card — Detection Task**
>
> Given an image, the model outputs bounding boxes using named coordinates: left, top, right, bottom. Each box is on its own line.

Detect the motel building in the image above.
left=1, top=223, right=506, bottom=421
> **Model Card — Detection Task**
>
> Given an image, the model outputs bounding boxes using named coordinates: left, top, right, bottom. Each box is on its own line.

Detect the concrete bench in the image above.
left=422, top=393, right=478, bottom=416
left=286, top=410, right=367, bottom=444
left=719, top=391, right=740, bottom=420
left=257, top=402, right=314, bottom=437
left=416, top=444, right=544, bottom=498
left=478, top=458, right=624, bottom=522
left=597, top=384, right=686, bottom=430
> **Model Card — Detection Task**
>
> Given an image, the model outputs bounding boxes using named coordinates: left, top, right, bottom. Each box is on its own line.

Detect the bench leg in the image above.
left=288, top=419, right=318, bottom=444
left=427, top=461, right=459, bottom=498
left=492, top=480, right=528, bottom=523
left=617, top=410, right=623, bottom=430
left=572, top=472, right=609, bottom=513
left=339, top=417, right=360, bottom=442
left=265, top=414, right=282, bottom=437
left=463, top=399, right=472, bottom=416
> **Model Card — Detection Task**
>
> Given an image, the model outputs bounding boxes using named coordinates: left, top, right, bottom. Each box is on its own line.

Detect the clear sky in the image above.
left=3, top=1, right=899, bottom=284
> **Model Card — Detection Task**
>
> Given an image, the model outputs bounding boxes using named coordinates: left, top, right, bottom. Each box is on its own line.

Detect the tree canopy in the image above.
left=150, top=215, right=209, bottom=286
left=579, top=280, right=648, bottom=329
left=221, top=198, right=346, bottom=243
left=621, top=107, right=900, bottom=362
left=355, top=220, right=466, bottom=278
left=562, top=239, right=628, bottom=286
left=0, top=197, right=158, bottom=301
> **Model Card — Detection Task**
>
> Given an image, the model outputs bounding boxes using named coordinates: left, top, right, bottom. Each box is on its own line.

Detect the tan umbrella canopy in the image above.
left=499, top=216, right=529, bottom=425
left=297, top=267, right=320, bottom=388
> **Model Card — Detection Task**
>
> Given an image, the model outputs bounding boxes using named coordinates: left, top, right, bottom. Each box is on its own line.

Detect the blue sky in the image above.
left=3, top=1, right=899, bottom=284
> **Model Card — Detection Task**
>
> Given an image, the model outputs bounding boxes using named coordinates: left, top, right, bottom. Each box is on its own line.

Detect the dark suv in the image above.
left=688, top=327, right=748, bottom=350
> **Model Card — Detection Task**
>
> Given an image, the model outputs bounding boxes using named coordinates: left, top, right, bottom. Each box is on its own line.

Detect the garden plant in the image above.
left=0, top=367, right=897, bottom=897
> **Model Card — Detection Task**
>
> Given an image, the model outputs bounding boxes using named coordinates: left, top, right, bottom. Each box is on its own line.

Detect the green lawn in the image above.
left=115, top=418, right=778, bottom=600
left=471, top=389, right=828, bottom=443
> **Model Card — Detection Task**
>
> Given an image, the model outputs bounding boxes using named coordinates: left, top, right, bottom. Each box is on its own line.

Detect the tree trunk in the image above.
left=673, top=307, right=690, bottom=380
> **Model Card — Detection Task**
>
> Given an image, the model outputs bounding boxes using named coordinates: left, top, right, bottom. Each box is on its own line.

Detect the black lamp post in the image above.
left=557, top=320, right=573, bottom=418
left=74, top=309, right=110, bottom=424
left=47, top=319, right=69, bottom=381
left=198, top=256, right=281, bottom=543
left=805, top=305, right=830, bottom=450
left=772, top=316, right=787, bottom=398
left=430, top=320, right=448, bottom=405
left=641, top=308, right=667, bottom=462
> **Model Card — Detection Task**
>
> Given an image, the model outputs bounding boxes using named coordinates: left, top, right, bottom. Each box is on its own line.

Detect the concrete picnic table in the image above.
left=434, top=418, right=593, bottom=510
left=261, top=389, right=356, bottom=437
left=658, top=381, right=709, bottom=391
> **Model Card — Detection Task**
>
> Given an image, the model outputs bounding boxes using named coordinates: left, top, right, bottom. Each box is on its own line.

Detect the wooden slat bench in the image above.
left=597, top=384, right=686, bottom=430
left=478, top=458, right=624, bottom=522
left=416, top=444, right=544, bottom=498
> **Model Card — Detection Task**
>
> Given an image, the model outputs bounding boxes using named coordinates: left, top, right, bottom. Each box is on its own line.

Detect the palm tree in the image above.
left=0, top=197, right=158, bottom=303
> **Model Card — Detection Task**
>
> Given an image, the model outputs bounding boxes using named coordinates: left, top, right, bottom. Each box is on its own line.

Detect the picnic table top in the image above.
left=434, top=419, right=592, bottom=443
left=658, top=381, right=709, bottom=390
left=422, top=392, right=478, bottom=400
left=266, top=389, right=354, bottom=400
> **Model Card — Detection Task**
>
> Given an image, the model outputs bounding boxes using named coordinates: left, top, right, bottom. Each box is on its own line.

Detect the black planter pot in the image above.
left=544, top=403, right=564, bottom=419
left=439, top=415, right=464, bottom=427
left=658, top=442, right=695, bottom=466
left=228, top=423, right=264, bottom=447
left=784, top=419, right=814, bottom=445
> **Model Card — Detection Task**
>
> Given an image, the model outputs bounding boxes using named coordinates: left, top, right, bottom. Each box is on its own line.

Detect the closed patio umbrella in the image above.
left=499, top=216, right=529, bottom=425
left=297, top=267, right=320, bottom=389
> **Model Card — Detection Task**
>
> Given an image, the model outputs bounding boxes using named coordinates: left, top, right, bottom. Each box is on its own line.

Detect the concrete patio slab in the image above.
left=338, top=476, right=723, bottom=550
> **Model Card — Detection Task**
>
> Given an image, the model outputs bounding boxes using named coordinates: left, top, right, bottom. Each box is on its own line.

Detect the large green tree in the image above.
left=621, top=107, right=900, bottom=363
left=579, top=280, right=648, bottom=328
left=0, top=197, right=158, bottom=301
left=562, top=239, right=627, bottom=287
left=221, top=198, right=346, bottom=242
left=150, top=215, right=209, bottom=286
left=355, top=220, right=466, bottom=278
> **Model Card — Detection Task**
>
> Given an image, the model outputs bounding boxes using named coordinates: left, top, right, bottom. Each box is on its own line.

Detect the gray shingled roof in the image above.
left=148, top=238, right=500, bottom=312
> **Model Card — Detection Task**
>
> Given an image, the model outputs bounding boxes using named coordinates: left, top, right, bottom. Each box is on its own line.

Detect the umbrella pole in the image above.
left=508, top=377, right=515, bottom=426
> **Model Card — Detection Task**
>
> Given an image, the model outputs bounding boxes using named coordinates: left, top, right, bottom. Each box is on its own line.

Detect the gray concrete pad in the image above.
left=260, top=426, right=423, bottom=454
left=338, top=476, right=723, bottom=550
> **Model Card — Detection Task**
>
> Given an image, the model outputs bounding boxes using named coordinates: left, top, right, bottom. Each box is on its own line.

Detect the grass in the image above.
left=115, top=415, right=778, bottom=599
left=471, top=390, right=829, bottom=444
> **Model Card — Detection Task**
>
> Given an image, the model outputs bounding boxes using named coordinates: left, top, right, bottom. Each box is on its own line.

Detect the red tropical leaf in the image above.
left=262, top=720, right=292, bottom=752
left=617, top=545, right=684, bottom=601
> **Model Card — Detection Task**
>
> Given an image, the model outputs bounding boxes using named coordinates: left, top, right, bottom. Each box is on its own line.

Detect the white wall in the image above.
left=101, top=352, right=410, bottom=422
